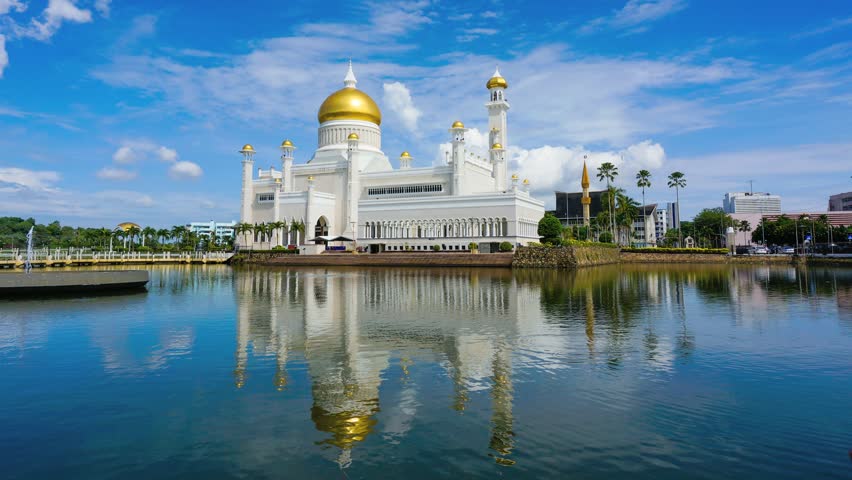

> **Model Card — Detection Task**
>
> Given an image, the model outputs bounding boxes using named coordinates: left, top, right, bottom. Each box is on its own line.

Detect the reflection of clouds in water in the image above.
left=0, top=316, right=50, bottom=355
left=91, top=325, right=195, bottom=376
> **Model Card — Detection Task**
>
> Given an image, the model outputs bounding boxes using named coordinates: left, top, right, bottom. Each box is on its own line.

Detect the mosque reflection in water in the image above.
left=228, top=264, right=851, bottom=468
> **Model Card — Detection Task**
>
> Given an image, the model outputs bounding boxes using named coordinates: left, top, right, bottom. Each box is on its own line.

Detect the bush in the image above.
left=272, top=245, right=286, bottom=251
left=136, top=246, right=152, bottom=252
left=538, top=213, right=562, bottom=245
left=598, top=232, right=614, bottom=243
left=468, top=242, right=479, bottom=250
left=526, top=242, right=543, bottom=247
left=432, top=244, right=441, bottom=251
left=499, top=241, right=513, bottom=252
left=621, top=247, right=728, bottom=254
left=564, top=239, right=619, bottom=248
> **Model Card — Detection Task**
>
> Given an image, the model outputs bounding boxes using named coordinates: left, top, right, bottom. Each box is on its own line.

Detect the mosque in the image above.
left=238, top=62, right=545, bottom=251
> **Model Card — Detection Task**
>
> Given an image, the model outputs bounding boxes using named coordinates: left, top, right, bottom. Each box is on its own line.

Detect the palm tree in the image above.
left=141, top=226, right=157, bottom=247
left=738, top=220, right=751, bottom=246
left=170, top=225, right=186, bottom=248
left=157, top=228, right=170, bottom=247
left=234, top=222, right=251, bottom=249
left=269, top=221, right=286, bottom=247
left=597, top=162, right=619, bottom=242
left=667, top=171, right=686, bottom=247
left=111, top=228, right=125, bottom=252
left=290, top=220, right=306, bottom=246
left=126, top=226, right=141, bottom=251
left=636, top=170, right=651, bottom=245
left=252, top=223, right=266, bottom=249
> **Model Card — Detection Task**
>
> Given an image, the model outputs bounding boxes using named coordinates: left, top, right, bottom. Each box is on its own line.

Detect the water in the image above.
left=1, top=264, right=851, bottom=479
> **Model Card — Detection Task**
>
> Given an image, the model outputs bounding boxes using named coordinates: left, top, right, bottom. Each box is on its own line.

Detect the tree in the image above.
left=738, top=220, right=751, bottom=245
left=170, top=225, right=186, bottom=247
left=597, top=162, right=619, bottom=241
left=667, top=172, right=686, bottom=247
left=537, top=213, right=563, bottom=245
left=269, top=221, right=286, bottom=247
left=157, top=228, right=171, bottom=246
left=141, top=226, right=157, bottom=247
left=636, top=170, right=651, bottom=244
left=692, top=208, right=734, bottom=248
left=290, top=220, right=306, bottom=245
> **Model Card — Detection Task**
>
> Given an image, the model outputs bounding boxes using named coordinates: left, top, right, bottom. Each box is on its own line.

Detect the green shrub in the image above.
left=432, top=244, right=441, bottom=251
left=537, top=213, right=562, bottom=245
left=564, top=239, right=619, bottom=248
left=499, top=241, right=513, bottom=252
left=272, top=245, right=286, bottom=251
left=621, top=247, right=727, bottom=254
left=468, top=242, right=479, bottom=250
left=526, top=242, right=543, bottom=247
left=136, top=246, right=152, bottom=252
left=598, top=232, right=614, bottom=243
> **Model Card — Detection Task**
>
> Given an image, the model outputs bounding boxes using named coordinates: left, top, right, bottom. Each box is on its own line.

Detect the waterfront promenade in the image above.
left=0, top=249, right=233, bottom=268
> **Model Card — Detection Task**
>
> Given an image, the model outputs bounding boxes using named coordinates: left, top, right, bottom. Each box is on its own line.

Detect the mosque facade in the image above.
left=238, top=62, right=545, bottom=251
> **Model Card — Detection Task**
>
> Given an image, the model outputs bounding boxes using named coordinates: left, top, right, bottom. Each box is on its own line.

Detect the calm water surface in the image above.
left=1, top=264, right=851, bottom=479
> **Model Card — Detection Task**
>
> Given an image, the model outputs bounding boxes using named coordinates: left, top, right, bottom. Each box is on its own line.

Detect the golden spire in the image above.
left=581, top=161, right=590, bottom=189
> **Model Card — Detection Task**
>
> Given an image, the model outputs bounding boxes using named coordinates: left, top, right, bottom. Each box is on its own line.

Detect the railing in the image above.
left=0, top=249, right=233, bottom=263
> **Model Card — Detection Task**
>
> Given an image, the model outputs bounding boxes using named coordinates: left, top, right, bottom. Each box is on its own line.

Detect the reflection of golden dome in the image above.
left=280, top=139, right=294, bottom=147
left=116, top=222, right=141, bottom=232
left=400, top=151, right=411, bottom=158
left=451, top=120, right=465, bottom=129
left=312, top=406, right=378, bottom=450
left=240, top=144, right=255, bottom=152
left=318, top=88, right=382, bottom=125
left=348, top=132, right=360, bottom=140
left=491, top=143, right=503, bottom=150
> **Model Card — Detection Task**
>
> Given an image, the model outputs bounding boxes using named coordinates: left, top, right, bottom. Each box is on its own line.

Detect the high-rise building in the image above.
left=655, top=207, right=668, bottom=242
left=828, top=191, right=852, bottom=211
left=666, top=201, right=679, bottom=231
left=723, top=192, right=781, bottom=214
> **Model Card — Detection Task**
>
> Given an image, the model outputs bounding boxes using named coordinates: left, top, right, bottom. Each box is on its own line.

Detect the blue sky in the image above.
left=1, top=0, right=850, bottom=227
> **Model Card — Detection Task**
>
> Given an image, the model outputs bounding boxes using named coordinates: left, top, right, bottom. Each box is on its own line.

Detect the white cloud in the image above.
left=580, top=0, right=686, bottom=35
left=13, top=0, right=93, bottom=41
left=0, top=0, right=26, bottom=15
left=156, top=146, right=178, bottom=162
left=0, top=167, right=61, bottom=192
left=94, top=0, right=110, bottom=17
left=93, top=190, right=154, bottom=207
left=0, top=35, right=7, bottom=79
left=383, top=82, right=421, bottom=133
left=96, top=167, right=137, bottom=181
left=794, top=15, right=852, bottom=39
left=168, top=161, right=203, bottom=179
left=112, top=146, right=137, bottom=164
left=457, top=27, right=498, bottom=42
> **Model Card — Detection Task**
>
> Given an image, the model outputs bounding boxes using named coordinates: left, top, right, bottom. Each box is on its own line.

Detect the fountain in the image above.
left=1, top=226, right=149, bottom=296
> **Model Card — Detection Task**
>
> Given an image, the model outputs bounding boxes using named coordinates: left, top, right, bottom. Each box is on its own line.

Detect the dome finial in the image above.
left=344, top=59, right=357, bottom=88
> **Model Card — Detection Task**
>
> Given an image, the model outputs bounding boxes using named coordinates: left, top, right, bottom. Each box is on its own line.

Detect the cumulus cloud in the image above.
left=0, top=167, right=61, bottom=192
left=168, top=161, right=203, bottom=179
left=457, top=27, right=498, bottom=42
left=112, top=146, right=137, bottom=164
left=0, top=35, right=7, bottom=79
left=383, top=82, right=422, bottom=133
left=96, top=167, right=137, bottom=181
left=156, top=146, right=178, bottom=162
left=94, top=0, right=110, bottom=17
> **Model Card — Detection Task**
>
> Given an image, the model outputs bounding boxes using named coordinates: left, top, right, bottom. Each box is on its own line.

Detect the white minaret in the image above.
left=239, top=144, right=255, bottom=228
left=490, top=142, right=506, bottom=191
left=486, top=67, right=509, bottom=148
left=449, top=120, right=466, bottom=196
left=346, top=133, right=360, bottom=239
left=399, top=151, right=412, bottom=169
left=279, top=139, right=295, bottom=192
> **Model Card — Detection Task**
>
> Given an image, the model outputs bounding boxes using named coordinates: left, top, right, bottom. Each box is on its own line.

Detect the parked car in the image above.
left=781, top=246, right=795, bottom=254
left=750, top=246, right=769, bottom=254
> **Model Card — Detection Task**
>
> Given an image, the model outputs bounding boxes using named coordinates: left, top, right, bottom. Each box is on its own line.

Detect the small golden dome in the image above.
left=274, top=177, right=282, bottom=183
left=451, top=120, right=465, bottom=129
left=486, top=66, right=508, bottom=89
left=348, top=133, right=360, bottom=140
left=523, top=178, right=530, bottom=185
left=281, top=139, right=294, bottom=148
left=318, top=88, right=382, bottom=125
left=116, top=222, right=141, bottom=232
left=491, top=143, right=503, bottom=150
left=240, top=144, right=255, bottom=152
left=400, top=151, right=411, bottom=158
left=511, top=173, right=519, bottom=180
left=308, top=175, right=314, bottom=181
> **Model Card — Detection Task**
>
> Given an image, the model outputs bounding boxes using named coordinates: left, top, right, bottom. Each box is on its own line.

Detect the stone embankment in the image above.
left=512, top=245, right=620, bottom=269
left=621, top=252, right=802, bottom=264
left=241, top=252, right=514, bottom=268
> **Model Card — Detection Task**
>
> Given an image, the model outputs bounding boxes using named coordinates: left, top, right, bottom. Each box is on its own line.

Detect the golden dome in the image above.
left=451, top=120, right=465, bottom=129
left=491, top=143, right=503, bottom=150
left=274, top=177, right=282, bottom=183
left=308, top=175, right=314, bottom=181
left=486, top=66, right=508, bottom=89
left=347, top=132, right=360, bottom=140
left=280, top=139, right=294, bottom=148
left=116, top=222, right=141, bottom=232
left=400, top=151, right=411, bottom=158
left=318, top=88, right=382, bottom=125
left=511, top=173, right=519, bottom=180
left=523, top=178, right=530, bottom=185
left=240, top=144, right=254, bottom=152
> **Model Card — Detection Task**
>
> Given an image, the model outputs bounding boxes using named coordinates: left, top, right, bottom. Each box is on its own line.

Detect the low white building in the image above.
left=186, top=221, right=237, bottom=240
left=238, top=62, right=545, bottom=252
left=723, top=192, right=781, bottom=214
left=632, top=204, right=658, bottom=246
